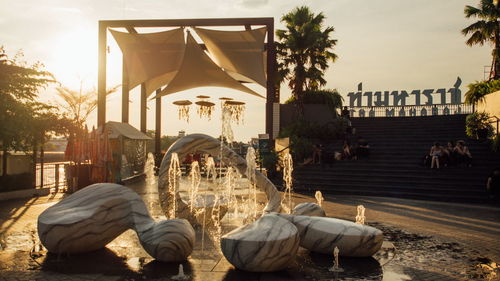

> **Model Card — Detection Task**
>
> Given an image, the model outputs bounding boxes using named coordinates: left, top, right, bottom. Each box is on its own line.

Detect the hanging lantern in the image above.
left=173, top=100, right=192, bottom=122
left=223, top=100, right=246, bottom=124
left=195, top=100, right=215, bottom=120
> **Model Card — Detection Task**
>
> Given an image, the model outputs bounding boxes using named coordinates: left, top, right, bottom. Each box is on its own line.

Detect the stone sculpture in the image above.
left=157, top=133, right=282, bottom=223
left=292, top=202, right=326, bottom=217
left=38, top=183, right=195, bottom=262
left=276, top=213, right=383, bottom=257
left=220, top=214, right=299, bottom=272
left=156, top=134, right=384, bottom=271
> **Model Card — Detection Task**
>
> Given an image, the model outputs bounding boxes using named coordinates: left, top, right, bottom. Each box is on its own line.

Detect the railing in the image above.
left=35, top=162, right=69, bottom=191
left=348, top=104, right=473, bottom=118
left=489, top=116, right=500, bottom=134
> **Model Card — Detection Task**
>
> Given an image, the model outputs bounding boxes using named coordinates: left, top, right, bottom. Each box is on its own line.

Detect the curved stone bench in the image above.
left=38, top=183, right=195, bottom=262
left=221, top=214, right=299, bottom=272
left=276, top=213, right=383, bottom=257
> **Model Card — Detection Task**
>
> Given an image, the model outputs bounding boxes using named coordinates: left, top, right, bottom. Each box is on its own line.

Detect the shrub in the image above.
left=279, top=118, right=348, bottom=162
left=492, top=134, right=500, bottom=153
left=466, top=112, right=494, bottom=139
left=465, top=79, right=500, bottom=105
left=285, top=89, right=343, bottom=116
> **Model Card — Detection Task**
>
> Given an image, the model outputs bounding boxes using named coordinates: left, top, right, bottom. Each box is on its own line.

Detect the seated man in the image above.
left=356, top=137, right=370, bottom=159
left=487, top=168, right=500, bottom=202
left=454, top=140, right=472, bottom=167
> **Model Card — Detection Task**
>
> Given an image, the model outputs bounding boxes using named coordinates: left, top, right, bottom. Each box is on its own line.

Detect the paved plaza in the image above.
left=0, top=179, right=499, bottom=281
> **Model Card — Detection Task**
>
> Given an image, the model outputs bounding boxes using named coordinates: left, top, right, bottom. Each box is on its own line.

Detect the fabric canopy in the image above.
left=152, top=32, right=263, bottom=99
left=110, top=28, right=185, bottom=94
left=194, top=27, right=267, bottom=87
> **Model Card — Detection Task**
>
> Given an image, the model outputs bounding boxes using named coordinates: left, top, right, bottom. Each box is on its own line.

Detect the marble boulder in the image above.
left=38, top=183, right=195, bottom=262
left=221, top=214, right=299, bottom=272
left=292, top=202, right=326, bottom=217
left=276, top=213, right=383, bottom=257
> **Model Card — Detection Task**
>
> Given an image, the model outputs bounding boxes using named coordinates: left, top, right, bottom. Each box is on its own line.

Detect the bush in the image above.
left=465, top=79, right=500, bottom=105
left=285, top=89, right=343, bottom=116
left=279, top=118, right=348, bottom=162
left=492, top=134, right=500, bottom=153
left=466, top=112, right=494, bottom=139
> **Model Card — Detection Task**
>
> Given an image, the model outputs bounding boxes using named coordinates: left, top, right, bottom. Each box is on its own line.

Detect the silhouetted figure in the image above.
left=356, top=137, right=370, bottom=159
left=341, top=106, right=350, bottom=119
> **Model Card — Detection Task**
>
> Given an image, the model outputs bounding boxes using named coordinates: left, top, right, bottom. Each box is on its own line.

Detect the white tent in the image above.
left=152, top=32, right=263, bottom=99
left=194, top=27, right=267, bottom=87
left=110, top=28, right=185, bottom=95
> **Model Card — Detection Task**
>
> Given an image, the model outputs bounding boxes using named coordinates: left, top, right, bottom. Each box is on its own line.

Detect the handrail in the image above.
left=488, top=115, right=499, bottom=134
left=348, top=103, right=473, bottom=118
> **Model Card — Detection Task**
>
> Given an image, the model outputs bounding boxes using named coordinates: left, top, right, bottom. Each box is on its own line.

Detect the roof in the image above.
left=102, top=121, right=152, bottom=140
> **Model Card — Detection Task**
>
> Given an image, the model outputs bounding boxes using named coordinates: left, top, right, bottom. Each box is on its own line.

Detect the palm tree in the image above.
left=276, top=6, right=338, bottom=108
left=462, top=0, right=500, bottom=80
left=56, top=83, right=119, bottom=135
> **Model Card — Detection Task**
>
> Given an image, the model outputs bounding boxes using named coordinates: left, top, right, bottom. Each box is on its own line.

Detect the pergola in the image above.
left=97, top=18, right=278, bottom=159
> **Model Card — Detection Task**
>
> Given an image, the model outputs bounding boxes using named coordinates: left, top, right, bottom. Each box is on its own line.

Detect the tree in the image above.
left=462, top=0, right=500, bottom=80
left=276, top=6, right=338, bottom=108
left=0, top=47, right=68, bottom=178
left=285, top=89, right=343, bottom=112
left=465, top=79, right=500, bottom=107
left=56, top=83, right=119, bottom=136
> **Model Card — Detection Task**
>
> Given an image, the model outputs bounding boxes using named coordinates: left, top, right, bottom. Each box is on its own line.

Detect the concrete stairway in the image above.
left=293, top=115, right=500, bottom=203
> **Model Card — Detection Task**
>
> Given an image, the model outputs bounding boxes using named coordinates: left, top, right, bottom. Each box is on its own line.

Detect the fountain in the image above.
left=356, top=205, right=366, bottom=225
left=167, top=153, right=181, bottom=219
left=329, top=246, right=344, bottom=272
left=245, top=147, right=258, bottom=222
left=171, top=264, right=188, bottom=280
left=282, top=153, right=294, bottom=214
left=188, top=161, right=201, bottom=212
left=205, top=156, right=217, bottom=182
left=315, top=190, right=324, bottom=207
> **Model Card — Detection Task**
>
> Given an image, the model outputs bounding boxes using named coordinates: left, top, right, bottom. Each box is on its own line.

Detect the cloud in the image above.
left=51, top=7, right=83, bottom=14
left=240, top=0, right=269, bottom=8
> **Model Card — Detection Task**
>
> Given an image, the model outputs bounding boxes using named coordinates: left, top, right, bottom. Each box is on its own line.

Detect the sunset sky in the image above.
left=0, top=0, right=492, bottom=141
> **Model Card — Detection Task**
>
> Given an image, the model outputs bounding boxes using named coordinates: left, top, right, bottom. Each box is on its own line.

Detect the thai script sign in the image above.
left=347, top=77, right=462, bottom=107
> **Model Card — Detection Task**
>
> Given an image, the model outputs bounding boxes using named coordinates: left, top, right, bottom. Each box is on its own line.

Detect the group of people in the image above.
left=339, top=137, right=370, bottom=160
left=426, top=140, right=472, bottom=169
left=308, top=137, right=370, bottom=165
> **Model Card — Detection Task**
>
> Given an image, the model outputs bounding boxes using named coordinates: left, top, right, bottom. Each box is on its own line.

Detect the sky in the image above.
left=0, top=0, right=493, bottom=141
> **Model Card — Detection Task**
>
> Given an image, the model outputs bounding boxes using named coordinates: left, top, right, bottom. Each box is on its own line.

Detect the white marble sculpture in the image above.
left=157, top=134, right=282, bottom=221
left=292, top=202, right=326, bottom=217
left=220, top=214, right=299, bottom=272
left=38, top=183, right=195, bottom=262
left=276, top=213, right=383, bottom=257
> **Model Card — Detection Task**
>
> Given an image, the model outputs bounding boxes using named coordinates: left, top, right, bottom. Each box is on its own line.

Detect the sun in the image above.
left=49, top=26, right=98, bottom=89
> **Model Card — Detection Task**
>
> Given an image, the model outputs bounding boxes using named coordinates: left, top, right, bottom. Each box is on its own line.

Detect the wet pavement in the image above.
left=0, top=174, right=499, bottom=280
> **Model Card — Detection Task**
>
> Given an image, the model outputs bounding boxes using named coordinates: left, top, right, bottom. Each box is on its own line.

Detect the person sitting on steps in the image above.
left=342, top=140, right=355, bottom=160
left=312, top=144, right=323, bottom=164
left=442, top=141, right=456, bottom=167
left=429, top=142, right=443, bottom=169
left=454, top=140, right=472, bottom=167
left=356, top=137, right=370, bottom=159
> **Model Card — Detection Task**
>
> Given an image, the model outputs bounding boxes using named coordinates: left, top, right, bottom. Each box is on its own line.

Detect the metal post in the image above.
left=141, top=83, right=147, bottom=133
left=40, top=145, right=44, bottom=189
left=155, top=89, right=162, bottom=167
left=97, top=22, right=108, bottom=127
left=122, top=57, right=129, bottom=123
left=55, top=164, right=60, bottom=190
left=266, top=20, right=276, bottom=139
